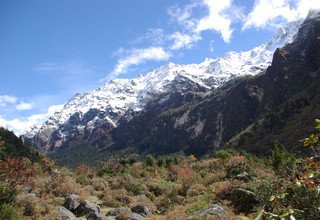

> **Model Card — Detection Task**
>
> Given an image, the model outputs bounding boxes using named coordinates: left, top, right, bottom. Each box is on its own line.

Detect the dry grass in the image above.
left=5, top=152, right=278, bottom=219
left=100, top=188, right=130, bottom=207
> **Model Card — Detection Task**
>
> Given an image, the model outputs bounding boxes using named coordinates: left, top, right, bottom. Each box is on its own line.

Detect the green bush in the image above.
left=286, top=185, right=320, bottom=218
left=145, top=155, right=155, bottom=167
left=156, top=153, right=183, bottom=168
left=186, top=193, right=214, bottom=215
left=225, top=162, right=250, bottom=178
left=0, top=183, right=16, bottom=205
left=75, top=175, right=90, bottom=185
left=271, top=143, right=297, bottom=175
left=98, top=160, right=124, bottom=176
left=157, top=157, right=166, bottom=167
left=124, top=180, right=146, bottom=195
left=186, top=202, right=207, bottom=215
left=214, top=148, right=237, bottom=160
left=0, top=204, right=20, bottom=220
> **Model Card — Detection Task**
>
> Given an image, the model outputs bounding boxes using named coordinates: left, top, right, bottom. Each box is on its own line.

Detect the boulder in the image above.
left=131, top=205, right=150, bottom=216
left=57, top=206, right=76, bottom=219
left=192, top=204, right=226, bottom=216
left=130, top=212, right=144, bottom=220
left=235, top=172, right=251, bottom=181
left=230, top=188, right=259, bottom=214
left=86, top=211, right=103, bottom=220
left=74, top=200, right=100, bottom=217
left=106, top=207, right=131, bottom=216
left=64, top=194, right=81, bottom=211
left=115, top=211, right=144, bottom=220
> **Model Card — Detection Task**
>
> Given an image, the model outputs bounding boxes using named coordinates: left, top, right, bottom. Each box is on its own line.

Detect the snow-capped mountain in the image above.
left=23, top=19, right=303, bottom=151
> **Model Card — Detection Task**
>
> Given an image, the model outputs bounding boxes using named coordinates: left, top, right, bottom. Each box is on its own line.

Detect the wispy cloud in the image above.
left=0, top=104, right=64, bottom=135
left=168, top=32, right=201, bottom=50
left=15, top=102, right=33, bottom=111
left=0, top=95, right=17, bottom=107
left=108, top=0, right=319, bottom=79
left=110, top=0, right=243, bottom=76
left=243, top=0, right=320, bottom=29
left=112, top=47, right=171, bottom=75
left=33, top=62, right=59, bottom=72
left=167, top=2, right=199, bottom=30
left=209, top=40, right=215, bottom=52
left=0, top=95, right=32, bottom=111
left=131, top=28, right=166, bottom=47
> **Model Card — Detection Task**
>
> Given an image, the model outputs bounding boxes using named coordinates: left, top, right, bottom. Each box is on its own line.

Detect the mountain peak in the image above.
left=22, top=19, right=304, bottom=151
left=306, top=9, right=320, bottom=20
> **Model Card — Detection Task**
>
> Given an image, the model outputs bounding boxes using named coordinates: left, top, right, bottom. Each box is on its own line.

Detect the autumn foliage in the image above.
left=0, top=157, right=36, bottom=187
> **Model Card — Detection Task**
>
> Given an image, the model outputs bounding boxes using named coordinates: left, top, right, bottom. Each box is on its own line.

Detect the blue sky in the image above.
left=1, top=0, right=320, bottom=133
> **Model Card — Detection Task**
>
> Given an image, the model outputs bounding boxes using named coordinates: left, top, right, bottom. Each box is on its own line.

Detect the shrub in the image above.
left=17, top=196, right=48, bottom=217
left=0, top=204, right=20, bottom=220
left=214, top=148, right=237, bottom=161
left=203, top=172, right=225, bottom=186
left=271, top=143, right=297, bottom=175
left=0, top=157, right=36, bottom=187
left=148, top=181, right=165, bottom=196
left=186, top=202, right=207, bottom=215
left=145, top=154, right=156, bottom=167
left=76, top=174, right=91, bottom=185
left=100, top=189, right=130, bottom=207
left=75, top=163, right=93, bottom=176
left=253, top=177, right=280, bottom=207
left=186, top=183, right=207, bottom=197
left=256, top=119, right=320, bottom=219
left=124, top=180, right=146, bottom=195
left=0, top=139, right=6, bottom=161
left=157, top=153, right=183, bottom=168
left=90, top=177, right=108, bottom=191
left=186, top=193, right=214, bottom=215
left=0, top=183, right=16, bottom=205
left=98, top=160, right=124, bottom=176
left=39, top=157, right=55, bottom=174
left=225, top=156, right=250, bottom=178
left=169, top=165, right=194, bottom=183
left=285, top=185, right=320, bottom=218
left=157, top=157, right=166, bottom=167
left=166, top=205, right=188, bottom=220
left=50, top=174, right=84, bottom=197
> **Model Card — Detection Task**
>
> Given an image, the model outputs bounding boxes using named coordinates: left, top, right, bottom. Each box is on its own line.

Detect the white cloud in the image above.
left=167, top=0, right=244, bottom=44
left=167, top=2, right=199, bottom=30
left=209, top=40, right=215, bottom=52
left=0, top=95, right=17, bottom=107
left=243, top=0, right=320, bottom=29
left=168, top=32, right=201, bottom=50
left=15, top=102, right=33, bottom=111
left=112, top=47, right=171, bottom=75
left=195, top=0, right=242, bottom=43
left=0, top=104, right=64, bottom=136
left=131, top=28, right=166, bottom=46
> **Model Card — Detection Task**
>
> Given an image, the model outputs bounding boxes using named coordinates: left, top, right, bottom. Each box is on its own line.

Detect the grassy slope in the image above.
left=0, top=127, right=42, bottom=162
left=225, top=79, right=320, bottom=155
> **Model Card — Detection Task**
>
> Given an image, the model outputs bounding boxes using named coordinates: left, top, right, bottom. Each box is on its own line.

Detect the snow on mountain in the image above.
left=23, top=20, right=302, bottom=143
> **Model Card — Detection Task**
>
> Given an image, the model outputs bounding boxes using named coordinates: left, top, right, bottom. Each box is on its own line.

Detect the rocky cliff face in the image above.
left=109, top=10, right=320, bottom=155
left=23, top=12, right=320, bottom=155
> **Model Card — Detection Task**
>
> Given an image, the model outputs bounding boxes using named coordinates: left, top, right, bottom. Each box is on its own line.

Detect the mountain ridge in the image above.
left=23, top=18, right=304, bottom=152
